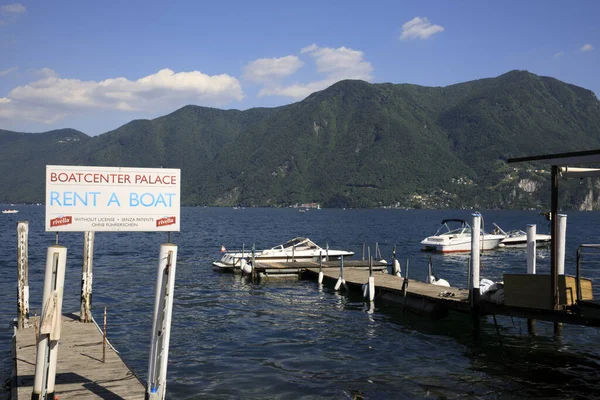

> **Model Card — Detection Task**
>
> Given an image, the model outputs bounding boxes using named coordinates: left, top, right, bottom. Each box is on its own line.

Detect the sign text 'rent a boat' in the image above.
left=45, top=165, right=181, bottom=232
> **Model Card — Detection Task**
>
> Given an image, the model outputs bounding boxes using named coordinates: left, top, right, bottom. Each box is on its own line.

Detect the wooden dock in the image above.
left=303, top=267, right=471, bottom=318
left=12, top=313, right=145, bottom=399
left=214, top=259, right=388, bottom=277
left=302, top=267, right=600, bottom=326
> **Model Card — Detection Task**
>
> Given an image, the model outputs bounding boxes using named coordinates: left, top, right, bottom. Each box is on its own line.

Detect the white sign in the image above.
left=45, top=165, right=180, bottom=232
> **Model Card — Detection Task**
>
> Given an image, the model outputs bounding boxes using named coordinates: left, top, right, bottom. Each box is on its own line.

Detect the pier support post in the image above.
left=17, top=221, right=29, bottom=329
left=146, top=243, right=178, bottom=400
left=80, top=231, right=94, bottom=322
left=334, top=255, right=346, bottom=291
left=368, top=257, right=375, bottom=302
left=527, top=225, right=536, bottom=274
left=555, top=214, right=567, bottom=334
left=470, top=213, right=481, bottom=333
left=526, top=225, right=537, bottom=335
left=557, top=215, right=567, bottom=276
left=318, top=251, right=324, bottom=284
left=32, top=245, right=67, bottom=400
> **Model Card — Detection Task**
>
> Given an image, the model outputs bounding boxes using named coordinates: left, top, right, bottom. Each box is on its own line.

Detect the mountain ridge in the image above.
left=1, top=70, right=599, bottom=209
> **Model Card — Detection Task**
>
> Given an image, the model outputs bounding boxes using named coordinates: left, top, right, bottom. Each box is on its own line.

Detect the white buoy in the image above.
left=428, top=275, right=451, bottom=287
left=334, top=276, right=344, bottom=291
left=240, top=258, right=252, bottom=275
left=393, top=259, right=401, bottom=277
left=368, top=276, right=375, bottom=301
left=362, top=283, right=368, bottom=298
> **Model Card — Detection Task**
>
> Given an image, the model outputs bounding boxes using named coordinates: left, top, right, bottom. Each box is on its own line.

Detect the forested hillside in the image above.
left=1, top=70, right=600, bottom=209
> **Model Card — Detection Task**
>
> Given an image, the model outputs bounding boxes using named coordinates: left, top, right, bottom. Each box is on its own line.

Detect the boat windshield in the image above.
left=277, top=237, right=321, bottom=251
left=434, top=220, right=470, bottom=236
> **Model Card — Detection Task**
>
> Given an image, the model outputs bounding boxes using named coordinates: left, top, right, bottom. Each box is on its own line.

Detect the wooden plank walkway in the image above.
left=303, top=267, right=471, bottom=317
left=13, top=313, right=145, bottom=399
left=214, top=259, right=388, bottom=275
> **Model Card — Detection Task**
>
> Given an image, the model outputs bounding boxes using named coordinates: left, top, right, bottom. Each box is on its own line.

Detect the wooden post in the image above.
left=147, top=244, right=178, bottom=400
left=32, top=245, right=68, bottom=400
left=17, top=221, right=29, bottom=329
left=470, top=213, right=481, bottom=332
left=526, top=225, right=537, bottom=335
left=81, top=231, right=94, bottom=322
left=103, top=307, right=107, bottom=363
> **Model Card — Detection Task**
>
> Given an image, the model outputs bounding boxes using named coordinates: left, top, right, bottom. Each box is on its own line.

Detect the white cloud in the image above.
left=257, top=44, right=374, bottom=100
left=1, top=3, right=26, bottom=13
left=581, top=43, right=593, bottom=52
left=554, top=51, right=564, bottom=58
left=400, top=17, right=444, bottom=40
left=0, top=66, right=18, bottom=76
left=0, top=68, right=244, bottom=124
left=243, top=56, right=304, bottom=84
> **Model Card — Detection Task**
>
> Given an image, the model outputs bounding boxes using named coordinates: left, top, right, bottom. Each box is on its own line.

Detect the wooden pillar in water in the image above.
left=81, top=231, right=94, bottom=322
left=17, top=221, right=29, bottom=329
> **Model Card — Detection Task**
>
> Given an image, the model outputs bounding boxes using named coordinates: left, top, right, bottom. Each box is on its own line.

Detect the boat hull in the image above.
left=421, top=235, right=505, bottom=253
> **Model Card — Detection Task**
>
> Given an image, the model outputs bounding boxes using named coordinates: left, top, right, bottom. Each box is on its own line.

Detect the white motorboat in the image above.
left=213, top=237, right=354, bottom=268
left=2, top=209, right=18, bottom=214
left=492, top=223, right=552, bottom=248
left=420, top=219, right=505, bottom=253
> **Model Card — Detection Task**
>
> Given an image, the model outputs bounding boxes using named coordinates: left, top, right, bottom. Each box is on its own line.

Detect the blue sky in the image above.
left=0, top=0, right=598, bottom=136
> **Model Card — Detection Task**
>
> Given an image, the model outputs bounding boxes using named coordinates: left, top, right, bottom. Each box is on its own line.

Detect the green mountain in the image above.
left=2, top=70, right=600, bottom=209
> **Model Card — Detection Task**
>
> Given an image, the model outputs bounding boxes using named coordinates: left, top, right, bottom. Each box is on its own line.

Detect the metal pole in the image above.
left=81, top=231, right=94, bottom=322
left=32, top=245, right=67, bottom=400
left=368, top=256, right=375, bottom=302
left=471, top=213, right=481, bottom=332
left=146, top=244, right=178, bottom=400
left=557, top=214, right=567, bottom=275
left=526, top=224, right=537, bottom=334
left=17, top=221, right=29, bottom=329
left=103, top=307, right=107, bottom=363
left=527, top=224, right=536, bottom=274
left=551, top=165, right=559, bottom=310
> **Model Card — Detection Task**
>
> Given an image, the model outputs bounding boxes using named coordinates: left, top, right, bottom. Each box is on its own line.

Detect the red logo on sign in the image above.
left=50, top=216, right=72, bottom=227
left=156, top=216, right=176, bottom=227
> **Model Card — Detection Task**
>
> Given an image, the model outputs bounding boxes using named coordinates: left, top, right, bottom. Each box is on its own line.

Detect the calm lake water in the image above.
left=2, top=206, right=600, bottom=399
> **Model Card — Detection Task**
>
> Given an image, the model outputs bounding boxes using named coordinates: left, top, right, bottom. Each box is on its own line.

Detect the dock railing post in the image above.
left=470, top=213, right=481, bottom=332
left=32, top=245, right=67, bottom=400
left=146, top=243, right=178, bottom=400
left=17, top=221, right=29, bottom=329
left=81, top=231, right=94, bottom=322
left=526, top=225, right=537, bottom=334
